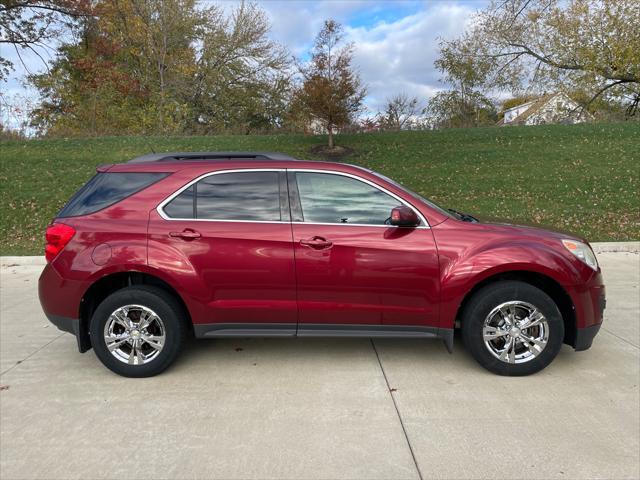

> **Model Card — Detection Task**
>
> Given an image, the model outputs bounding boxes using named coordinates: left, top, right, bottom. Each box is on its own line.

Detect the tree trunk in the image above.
left=328, top=125, right=334, bottom=148
left=91, top=89, right=97, bottom=136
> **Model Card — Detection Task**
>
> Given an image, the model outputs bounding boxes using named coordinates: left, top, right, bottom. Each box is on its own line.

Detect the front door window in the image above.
left=294, top=172, right=407, bottom=225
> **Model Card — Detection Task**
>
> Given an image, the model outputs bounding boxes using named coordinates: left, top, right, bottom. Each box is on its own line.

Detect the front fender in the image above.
left=438, top=240, right=582, bottom=329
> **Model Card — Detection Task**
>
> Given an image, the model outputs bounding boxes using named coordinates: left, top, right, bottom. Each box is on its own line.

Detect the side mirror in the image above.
left=389, top=206, right=420, bottom=227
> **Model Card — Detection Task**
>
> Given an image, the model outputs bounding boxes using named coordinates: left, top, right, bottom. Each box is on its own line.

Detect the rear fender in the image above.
left=81, top=262, right=202, bottom=323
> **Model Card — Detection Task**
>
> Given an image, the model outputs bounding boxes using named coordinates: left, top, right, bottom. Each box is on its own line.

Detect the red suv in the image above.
left=39, top=152, right=605, bottom=377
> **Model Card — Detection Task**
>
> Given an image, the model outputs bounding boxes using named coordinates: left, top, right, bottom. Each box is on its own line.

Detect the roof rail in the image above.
left=127, top=151, right=297, bottom=163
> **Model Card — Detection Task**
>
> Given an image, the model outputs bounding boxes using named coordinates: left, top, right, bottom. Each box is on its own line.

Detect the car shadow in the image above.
left=171, top=334, right=476, bottom=373
left=170, top=332, right=596, bottom=378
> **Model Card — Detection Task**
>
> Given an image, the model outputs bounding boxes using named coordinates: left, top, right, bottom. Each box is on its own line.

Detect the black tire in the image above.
left=90, top=285, right=187, bottom=377
left=461, top=281, right=564, bottom=376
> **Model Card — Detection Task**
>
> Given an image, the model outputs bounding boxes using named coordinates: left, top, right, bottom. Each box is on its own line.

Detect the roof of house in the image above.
left=502, top=92, right=596, bottom=126
left=503, top=99, right=537, bottom=116
left=507, top=93, right=556, bottom=124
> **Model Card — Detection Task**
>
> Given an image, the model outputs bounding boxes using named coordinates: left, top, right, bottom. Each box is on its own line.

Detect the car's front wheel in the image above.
left=90, top=286, right=186, bottom=377
left=461, top=281, right=564, bottom=376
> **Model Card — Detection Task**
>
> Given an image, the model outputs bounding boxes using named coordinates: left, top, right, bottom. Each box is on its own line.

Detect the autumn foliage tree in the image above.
left=29, top=0, right=196, bottom=136
left=439, top=0, right=640, bottom=116
left=426, top=36, right=496, bottom=128
left=296, top=20, right=366, bottom=148
left=28, top=0, right=292, bottom=136
left=187, top=2, right=290, bottom=134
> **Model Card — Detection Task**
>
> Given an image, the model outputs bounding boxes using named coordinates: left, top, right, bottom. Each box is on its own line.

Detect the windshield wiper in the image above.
left=448, top=208, right=479, bottom=223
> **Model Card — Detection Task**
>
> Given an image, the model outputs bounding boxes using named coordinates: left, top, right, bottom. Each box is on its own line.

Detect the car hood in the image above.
left=474, top=216, right=587, bottom=244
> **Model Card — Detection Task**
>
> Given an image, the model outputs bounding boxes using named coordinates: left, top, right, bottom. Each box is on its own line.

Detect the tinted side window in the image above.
left=198, top=172, right=280, bottom=221
left=163, top=185, right=194, bottom=218
left=163, top=171, right=281, bottom=221
left=295, top=172, right=404, bottom=225
left=58, top=172, right=167, bottom=218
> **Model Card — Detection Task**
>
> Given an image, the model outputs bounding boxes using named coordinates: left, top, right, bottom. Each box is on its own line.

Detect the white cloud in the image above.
left=1, top=0, right=479, bottom=126
left=257, top=1, right=478, bottom=114
left=345, top=3, right=476, bottom=113
left=258, top=0, right=380, bottom=55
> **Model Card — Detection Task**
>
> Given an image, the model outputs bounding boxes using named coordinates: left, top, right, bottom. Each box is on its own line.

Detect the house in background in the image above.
left=499, top=93, right=593, bottom=126
left=305, top=116, right=327, bottom=135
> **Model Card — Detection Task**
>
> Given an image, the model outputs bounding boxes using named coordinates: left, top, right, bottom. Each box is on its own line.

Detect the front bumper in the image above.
left=567, top=272, right=606, bottom=351
left=574, top=323, right=602, bottom=351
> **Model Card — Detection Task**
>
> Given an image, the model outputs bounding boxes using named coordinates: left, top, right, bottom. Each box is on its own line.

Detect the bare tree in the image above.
left=0, top=1, right=91, bottom=80
left=381, top=93, right=421, bottom=130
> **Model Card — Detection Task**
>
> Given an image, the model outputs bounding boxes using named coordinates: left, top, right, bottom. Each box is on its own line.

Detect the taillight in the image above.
left=45, top=223, right=76, bottom=263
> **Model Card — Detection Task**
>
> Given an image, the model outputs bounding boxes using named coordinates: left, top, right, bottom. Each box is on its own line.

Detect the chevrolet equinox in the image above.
left=38, top=152, right=606, bottom=377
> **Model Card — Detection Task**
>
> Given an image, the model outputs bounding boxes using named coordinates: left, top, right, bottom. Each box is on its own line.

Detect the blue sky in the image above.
left=1, top=0, right=485, bottom=127
left=256, top=0, right=484, bottom=110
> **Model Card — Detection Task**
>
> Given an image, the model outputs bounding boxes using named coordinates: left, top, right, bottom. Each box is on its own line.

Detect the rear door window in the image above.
left=162, top=171, right=282, bottom=221
left=163, top=186, right=195, bottom=218
left=58, top=172, right=167, bottom=218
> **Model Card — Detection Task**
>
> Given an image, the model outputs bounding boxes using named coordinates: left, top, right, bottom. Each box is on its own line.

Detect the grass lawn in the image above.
left=1, top=122, right=638, bottom=255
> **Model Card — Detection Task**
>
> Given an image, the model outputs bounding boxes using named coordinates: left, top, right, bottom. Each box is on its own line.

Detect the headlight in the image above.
left=562, top=239, right=598, bottom=271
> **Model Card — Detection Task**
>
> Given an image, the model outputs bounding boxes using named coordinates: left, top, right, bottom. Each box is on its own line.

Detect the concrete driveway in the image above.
left=1, top=252, right=638, bottom=480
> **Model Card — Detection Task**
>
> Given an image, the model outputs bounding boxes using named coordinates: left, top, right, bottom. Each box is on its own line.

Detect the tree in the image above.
left=99, top=0, right=201, bottom=134
left=0, top=1, right=91, bottom=81
left=380, top=93, right=421, bottom=130
left=296, top=20, right=366, bottom=148
left=0, top=91, right=32, bottom=138
left=441, top=0, right=640, bottom=115
left=28, top=0, right=292, bottom=136
left=29, top=0, right=198, bottom=136
left=187, top=1, right=291, bottom=134
left=429, top=36, right=496, bottom=128
left=424, top=90, right=497, bottom=129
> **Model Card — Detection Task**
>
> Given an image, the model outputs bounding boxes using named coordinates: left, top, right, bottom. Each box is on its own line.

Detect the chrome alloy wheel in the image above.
left=482, top=301, right=549, bottom=364
left=103, top=305, right=166, bottom=365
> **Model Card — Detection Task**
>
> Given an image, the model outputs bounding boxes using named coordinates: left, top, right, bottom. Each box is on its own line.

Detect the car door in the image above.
left=148, top=169, right=297, bottom=334
left=288, top=170, right=440, bottom=331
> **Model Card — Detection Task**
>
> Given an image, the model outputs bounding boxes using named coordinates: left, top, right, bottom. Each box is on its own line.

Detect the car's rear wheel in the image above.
left=90, top=286, right=186, bottom=377
left=461, top=281, right=564, bottom=376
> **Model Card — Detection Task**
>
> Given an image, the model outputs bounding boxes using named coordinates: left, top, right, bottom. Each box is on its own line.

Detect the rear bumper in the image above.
left=39, top=264, right=91, bottom=353
left=47, top=313, right=77, bottom=335
left=38, top=264, right=85, bottom=319
left=44, top=314, right=91, bottom=352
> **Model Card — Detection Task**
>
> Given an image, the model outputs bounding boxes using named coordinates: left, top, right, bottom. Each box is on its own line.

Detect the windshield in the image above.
left=367, top=170, right=456, bottom=219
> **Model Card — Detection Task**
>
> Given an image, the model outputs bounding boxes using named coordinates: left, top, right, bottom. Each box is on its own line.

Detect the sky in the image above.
left=254, top=0, right=483, bottom=111
left=0, top=0, right=486, bottom=128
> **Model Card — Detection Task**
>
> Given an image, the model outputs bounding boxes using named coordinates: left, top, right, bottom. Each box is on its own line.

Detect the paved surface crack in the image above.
left=601, top=327, right=639, bottom=349
left=370, top=339, right=424, bottom=480
left=1, top=333, right=65, bottom=376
